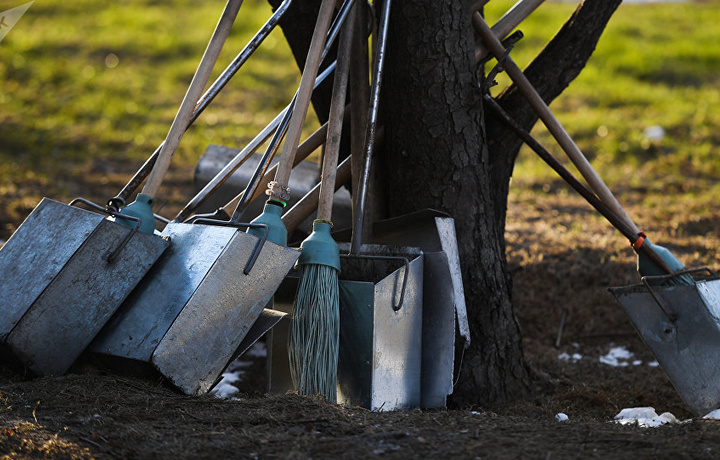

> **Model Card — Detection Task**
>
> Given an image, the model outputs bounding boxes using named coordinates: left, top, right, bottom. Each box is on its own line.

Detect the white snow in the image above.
left=210, top=342, right=267, bottom=399
left=599, top=346, right=635, bottom=367
left=558, top=352, right=582, bottom=363
left=644, top=125, right=666, bottom=141
left=555, top=413, right=569, bottom=422
left=703, top=409, right=720, bottom=420
left=244, top=341, right=267, bottom=358
left=210, top=371, right=242, bottom=399
left=614, top=407, right=683, bottom=428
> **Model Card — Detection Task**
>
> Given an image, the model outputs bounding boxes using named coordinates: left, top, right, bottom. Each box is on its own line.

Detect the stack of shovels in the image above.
left=0, top=0, right=470, bottom=411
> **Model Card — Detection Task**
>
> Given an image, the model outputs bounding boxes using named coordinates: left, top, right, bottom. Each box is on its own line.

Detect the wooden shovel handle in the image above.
left=283, top=156, right=352, bottom=234
left=484, top=94, right=674, bottom=274
left=272, top=0, right=339, bottom=192
left=142, top=0, right=243, bottom=198
left=220, top=105, right=351, bottom=214
left=473, top=13, right=640, bottom=236
left=473, top=0, right=545, bottom=63
left=317, top=3, right=355, bottom=222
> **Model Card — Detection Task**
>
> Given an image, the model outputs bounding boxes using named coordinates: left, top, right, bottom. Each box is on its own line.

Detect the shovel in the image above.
left=89, top=0, right=358, bottom=395
left=0, top=0, right=268, bottom=375
left=479, top=40, right=720, bottom=416
left=90, top=181, right=300, bottom=395
left=0, top=198, right=168, bottom=376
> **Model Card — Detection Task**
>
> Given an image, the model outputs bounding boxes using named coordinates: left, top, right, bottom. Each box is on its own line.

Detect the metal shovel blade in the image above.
left=92, top=222, right=300, bottom=395
left=0, top=198, right=168, bottom=375
left=609, top=278, right=720, bottom=416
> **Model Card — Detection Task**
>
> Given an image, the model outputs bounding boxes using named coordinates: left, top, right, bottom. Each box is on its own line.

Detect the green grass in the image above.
left=1, top=0, right=720, bottom=240
left=0, top=0, right=307, bottom=236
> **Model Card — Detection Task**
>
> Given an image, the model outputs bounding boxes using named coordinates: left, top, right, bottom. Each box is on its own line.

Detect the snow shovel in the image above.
left=335, top=209, right=469, bottom=409
left=0, top=198, right=168, bottom=376
left=609, top=272, right=720, bottom=416
left=0, top=0, right=263, bottom=375
left=90, top=0, right=357, bottom=394
left=90, top=198, right=300, bottom=395
left=482, top=90, right=720, bottom=416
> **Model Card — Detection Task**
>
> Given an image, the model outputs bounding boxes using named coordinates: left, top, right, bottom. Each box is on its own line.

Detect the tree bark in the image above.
left=382, top=0, right=531, bottom=407
left=269, top=0, right=622, bottom=407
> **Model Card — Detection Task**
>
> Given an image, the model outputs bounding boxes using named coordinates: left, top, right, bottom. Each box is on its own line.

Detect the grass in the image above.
left=0, top=0, right=302, bottom=236
left=1, top=0, right=720, bottom=249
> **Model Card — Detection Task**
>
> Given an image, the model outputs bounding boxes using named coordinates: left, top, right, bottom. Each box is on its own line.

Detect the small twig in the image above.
left=80, top=437, right=103, bottom=450
left=278, top=418, right=329, bottom=425
left=555, top=308, right=569, bottom=349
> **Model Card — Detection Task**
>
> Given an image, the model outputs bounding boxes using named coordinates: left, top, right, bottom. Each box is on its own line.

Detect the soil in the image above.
left=2, top=170, right=720, bottom=458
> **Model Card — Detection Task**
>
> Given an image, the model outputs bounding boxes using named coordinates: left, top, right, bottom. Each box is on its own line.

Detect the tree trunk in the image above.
left=269, top=0, right=622, bottom=407
left=382, top=0, right=531, bottom=407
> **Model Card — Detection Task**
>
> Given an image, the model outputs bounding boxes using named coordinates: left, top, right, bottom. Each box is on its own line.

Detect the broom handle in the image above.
left=270, top=0, right=339, bottom=199
left=349, top=0, right=369, bottom=212
left=317, top=4, right=355, bottom=222
left=283, top=156, right=353, bottom=234
left=142, top=0, right=243, bottom=198
left=483, top=95, right=674, bottom=274
left=474, top=0, right=545, bottom=63
left=173, top=63, right=339, bottom=223
left=219, top=113, right=337, bottom=216
left=473, top=14, right=640, bottom=236
left=350, top=0, right=391, bottom=255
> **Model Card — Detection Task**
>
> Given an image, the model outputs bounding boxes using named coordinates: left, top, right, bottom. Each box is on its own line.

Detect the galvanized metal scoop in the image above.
left=0, top=198, right=168, bottom=376
left=609, top=269, right=720, bottom=416
left=91, top=217, right=299, bottom=395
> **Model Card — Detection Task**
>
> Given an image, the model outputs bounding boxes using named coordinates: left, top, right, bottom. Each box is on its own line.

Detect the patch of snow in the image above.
left=703, top=409, right=720, bottom=420
left=632, top=360, right=643, bottom=366
left=648, top=361, right=660, bottom=367
left=244, top=341, right=267, bottom=359
left=599, top=346, right=635, bottom=367
left=555, top=413, right=569, bottom=422
left=558, top=352, right=582, bottom=363
left=644, top=125, right=665, bottom=141
left=614, top=407, right=683, bottom=428
left=210, top=371, right=243, bottom=399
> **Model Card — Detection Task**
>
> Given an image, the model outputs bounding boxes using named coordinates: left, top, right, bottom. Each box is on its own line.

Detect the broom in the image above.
left=288, top=4, right=355, bottom=402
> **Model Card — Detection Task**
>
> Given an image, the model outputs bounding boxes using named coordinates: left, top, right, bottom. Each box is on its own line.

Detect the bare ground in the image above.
left=1, top=170, right=720, bottom=458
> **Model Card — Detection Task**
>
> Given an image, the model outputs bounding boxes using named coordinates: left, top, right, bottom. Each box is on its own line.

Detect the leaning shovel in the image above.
left=88, top=0, right=361, bottom=395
